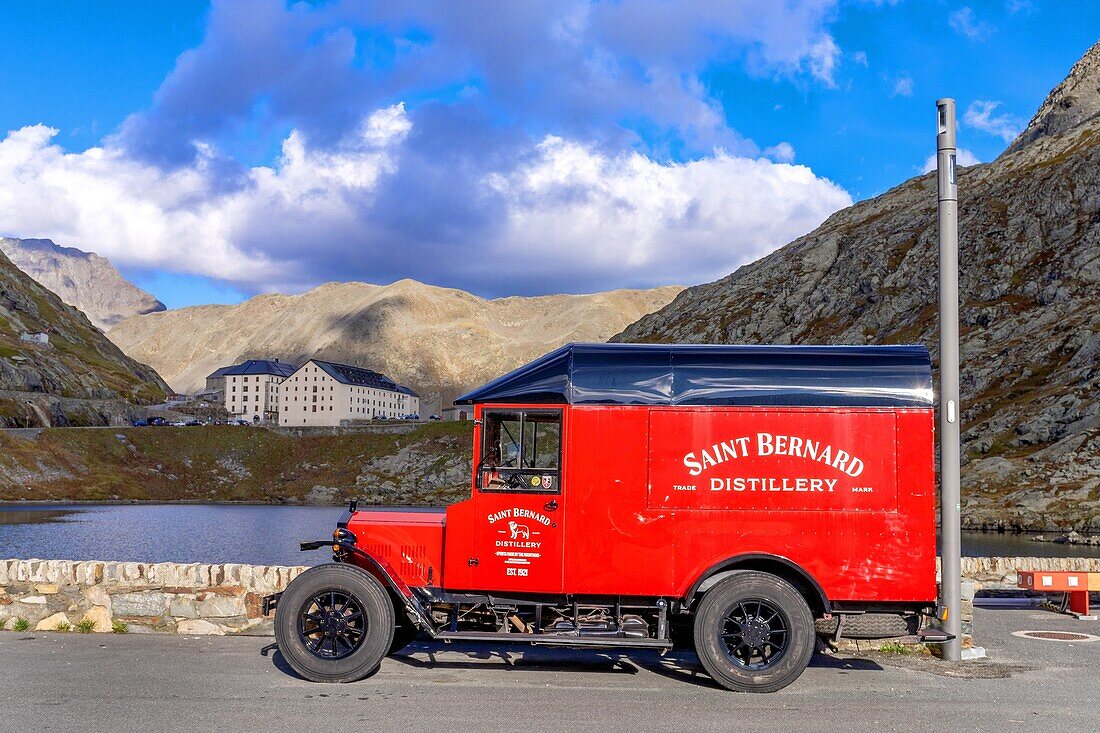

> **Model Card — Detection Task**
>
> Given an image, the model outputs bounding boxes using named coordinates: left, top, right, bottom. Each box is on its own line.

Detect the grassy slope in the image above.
left=0, top=422, right=474, bottom=504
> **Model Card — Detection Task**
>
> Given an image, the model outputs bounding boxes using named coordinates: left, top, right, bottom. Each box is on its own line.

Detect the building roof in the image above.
left=309, top=359, right=420, bottom=397
left=454, top=343, right=933, bottom=408
left=222, top=359, right=296, bottom=378
left=205, top=366, right=234, bottom=380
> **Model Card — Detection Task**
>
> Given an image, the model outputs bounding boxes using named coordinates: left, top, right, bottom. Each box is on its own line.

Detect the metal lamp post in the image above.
left=936, top=98, right=962, bottom=662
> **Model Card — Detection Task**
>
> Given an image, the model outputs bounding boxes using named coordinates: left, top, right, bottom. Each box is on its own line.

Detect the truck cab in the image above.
left=271, top=343, right=946, bottom=692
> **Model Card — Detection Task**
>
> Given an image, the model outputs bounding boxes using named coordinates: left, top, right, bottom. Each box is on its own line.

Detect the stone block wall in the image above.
left=0, top=559, right=307, bottom=635
left=1, top=556, right=1097, bottom=637
left=958, top=556, right=1100, bottom=587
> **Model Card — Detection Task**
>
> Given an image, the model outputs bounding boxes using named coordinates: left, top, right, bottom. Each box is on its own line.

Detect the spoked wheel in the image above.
left=275, top=564, right=394, bottom=682
left=299, top=589, right=368, bottom=660
left=719, top=599, right=789, bottom=669
left=694, top=571, right=815, bottom=693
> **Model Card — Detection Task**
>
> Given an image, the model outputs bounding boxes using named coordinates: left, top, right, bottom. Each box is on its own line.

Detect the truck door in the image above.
left=472, top=408, right=565, bottom=594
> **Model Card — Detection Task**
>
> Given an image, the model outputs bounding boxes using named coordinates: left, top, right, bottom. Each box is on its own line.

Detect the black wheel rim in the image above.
left=298, top=589, right=367, bottom=660
left=719, top=599, right=789, bottom=670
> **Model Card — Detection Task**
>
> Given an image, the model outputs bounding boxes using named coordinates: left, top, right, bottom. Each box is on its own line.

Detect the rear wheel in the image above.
left=275, top=564, right=394, bottom=683
left=693, top=571, right=815, bottom=693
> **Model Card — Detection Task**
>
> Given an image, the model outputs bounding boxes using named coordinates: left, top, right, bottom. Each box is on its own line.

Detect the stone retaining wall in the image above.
left=0, top=559, right=307, bottom=635
left=0, top=557, right=1096, bottom=636
left=955, top=556, right=1100, bottom=587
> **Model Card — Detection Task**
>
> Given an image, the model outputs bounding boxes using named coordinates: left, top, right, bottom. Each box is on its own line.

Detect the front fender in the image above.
left=289, top=540, right=437, bottom=632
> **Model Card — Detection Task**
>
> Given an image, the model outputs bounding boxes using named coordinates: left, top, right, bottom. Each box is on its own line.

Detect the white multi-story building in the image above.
left=279, top=359, right=420, bottom=427
left=223, top=359, right=296, bottom=421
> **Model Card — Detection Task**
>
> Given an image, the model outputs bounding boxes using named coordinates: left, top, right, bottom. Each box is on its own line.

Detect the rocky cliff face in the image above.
left=0, top=248, right=168, bottom=425
left=617, top=40, right=1100, bottom=532
left=0, top=237, right=165, bottom=331
left=107, top=279, right=681, bottom=404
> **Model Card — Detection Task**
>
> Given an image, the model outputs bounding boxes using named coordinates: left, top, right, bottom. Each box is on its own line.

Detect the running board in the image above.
left=916, top=628, right=954, bottom=643
left=432, top=630, right=673, bottom=650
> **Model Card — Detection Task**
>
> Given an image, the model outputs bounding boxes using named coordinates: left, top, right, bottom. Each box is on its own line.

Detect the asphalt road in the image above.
left=2, top=606, right=1098, bottom=733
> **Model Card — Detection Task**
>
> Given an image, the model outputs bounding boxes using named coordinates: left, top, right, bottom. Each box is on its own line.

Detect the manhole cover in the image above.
left=1012, top=630, right=1100, bottom=642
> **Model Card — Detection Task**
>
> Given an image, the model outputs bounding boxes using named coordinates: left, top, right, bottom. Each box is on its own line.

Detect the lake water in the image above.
left=2, top=503, right=1098, bottom=566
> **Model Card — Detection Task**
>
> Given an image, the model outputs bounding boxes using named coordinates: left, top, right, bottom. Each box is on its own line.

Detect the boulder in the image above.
left=35, top=612, right=70, bottom=631
left=177, top=619, right=224, bottom=636
left=82, top=605, right=112, bottom=633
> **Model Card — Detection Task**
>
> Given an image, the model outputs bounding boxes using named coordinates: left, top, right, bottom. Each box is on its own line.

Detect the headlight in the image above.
left=333, top=528, right=356, bottom=545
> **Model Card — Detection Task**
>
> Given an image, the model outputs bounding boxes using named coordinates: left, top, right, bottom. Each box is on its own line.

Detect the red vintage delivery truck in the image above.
left=268, top=343, right=947, bottom=692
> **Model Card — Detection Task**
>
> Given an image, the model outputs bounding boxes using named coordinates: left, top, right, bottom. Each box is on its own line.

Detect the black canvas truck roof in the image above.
left=454, top=343, right=933, bottom=408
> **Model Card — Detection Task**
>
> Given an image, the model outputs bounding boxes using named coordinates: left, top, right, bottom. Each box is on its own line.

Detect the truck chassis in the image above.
left=266, top=538, right=946, bottom=693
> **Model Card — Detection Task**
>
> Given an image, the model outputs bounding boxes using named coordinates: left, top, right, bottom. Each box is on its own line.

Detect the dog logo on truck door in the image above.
left=508, top=521, right=530, bottom=539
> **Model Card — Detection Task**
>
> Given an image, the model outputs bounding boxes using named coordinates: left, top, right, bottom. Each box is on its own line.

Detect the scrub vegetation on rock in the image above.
left=0, top=248, right=168, bottom=427
left=0, top=422, right=473, bottom=504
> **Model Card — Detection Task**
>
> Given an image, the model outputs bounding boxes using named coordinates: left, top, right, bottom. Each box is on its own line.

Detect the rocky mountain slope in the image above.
left=0, top=248, right=168, bottom=426
left=617, top=40, right=1100, bottom=532
left=108, top=280, right=681, bottom=402
left=0, top=237, right=165, bottom=331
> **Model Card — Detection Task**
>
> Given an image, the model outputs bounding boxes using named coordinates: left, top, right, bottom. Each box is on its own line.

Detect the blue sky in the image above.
left=0, top=1, right=1096, bottom=309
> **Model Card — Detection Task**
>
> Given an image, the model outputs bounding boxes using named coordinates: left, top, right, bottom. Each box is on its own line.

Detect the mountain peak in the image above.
left=1005, top=39, right=1100, bottom=155
left=0, top=237, right=165, bottom=331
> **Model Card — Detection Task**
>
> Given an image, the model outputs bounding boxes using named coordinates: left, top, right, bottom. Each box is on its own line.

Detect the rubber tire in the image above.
left=814, top=613, right=918, bottom=639
left=388, top=622, right=420, bottom=655
left=275, top=563, right=395, bottom=683
left=693, top=571, right=815, bottom=693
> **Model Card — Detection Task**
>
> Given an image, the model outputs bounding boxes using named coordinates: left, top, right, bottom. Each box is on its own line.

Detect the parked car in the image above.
left=428, top=414, right=442, bottom=421
left=130, top=419, right=148, bottom=427
left=148, top=417, right=167, bottom=427
left=268, top=344, right=946, bottom=693
left=185, top=420, right=203, bottom=427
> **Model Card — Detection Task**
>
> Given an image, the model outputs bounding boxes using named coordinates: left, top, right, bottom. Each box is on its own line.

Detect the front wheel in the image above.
left=275, top=564, right=395, bottom=683
left=693, top=571, right=815, bottom=693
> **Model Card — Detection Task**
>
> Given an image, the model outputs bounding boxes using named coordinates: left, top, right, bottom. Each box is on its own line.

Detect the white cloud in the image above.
left=805, top=34, right=841, bottom=87
left=0, top=106, right=411, bottom=287
left=963, top=100, right=1022, bottom=143
left=484, top=136, right=852, bottom=287
left=949, top=7, right=994, bottom=39
left=921, top=148, right=981, bottom=174
left=763, top=142, right=796, bottom=162
left=0, top=106, right=852, bottom=296
left=851, top=50, right=868, bottom=67
left=891, top=75, right=914, bottom=97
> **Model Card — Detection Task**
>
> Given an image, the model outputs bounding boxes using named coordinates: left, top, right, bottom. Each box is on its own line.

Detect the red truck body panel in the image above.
left=346, top=402, right=936, bottom=606
left=345, top=510, right=444, bottom=589
left=342, top=344, right=938, bottom=609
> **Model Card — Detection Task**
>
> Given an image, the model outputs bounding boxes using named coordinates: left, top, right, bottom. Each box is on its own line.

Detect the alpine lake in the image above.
left=2, top=503, right=1098, bottom=566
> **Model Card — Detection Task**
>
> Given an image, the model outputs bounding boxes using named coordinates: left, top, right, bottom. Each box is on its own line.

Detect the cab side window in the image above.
left=478, top=410, right=562, bottom=493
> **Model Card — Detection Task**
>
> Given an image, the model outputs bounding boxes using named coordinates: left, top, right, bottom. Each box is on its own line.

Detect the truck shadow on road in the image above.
left=264, top=640, right=883, bottom=689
